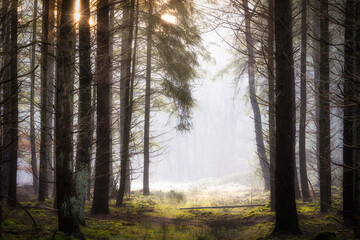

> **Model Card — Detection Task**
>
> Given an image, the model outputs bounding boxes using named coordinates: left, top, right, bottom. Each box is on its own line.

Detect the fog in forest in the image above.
left=149, top=31, right=255, bottom=185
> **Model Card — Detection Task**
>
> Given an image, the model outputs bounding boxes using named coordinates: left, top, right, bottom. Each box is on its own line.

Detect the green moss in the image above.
left=2, top=219, right=19, bottom=229
left=2, top=192, right=355, bottom=239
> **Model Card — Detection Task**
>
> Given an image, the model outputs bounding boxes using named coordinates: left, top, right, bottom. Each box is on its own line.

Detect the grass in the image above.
left=0, top=187, right=355, bottom=239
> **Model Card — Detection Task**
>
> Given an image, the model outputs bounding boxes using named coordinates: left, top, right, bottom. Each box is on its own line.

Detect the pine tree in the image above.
left=342, top=0, right=355, bottom=226
left=55, top=0, right=83, bottom=236
left=76, top=0, right=93, bottom=222
left=30, top=0, right=39, bottom=195
left=318, top=0, right=331, bottom=213
left=92, top=0, right=111, bottom=214
left=299, top=0, right=311, bottom=202
left=272, top=0, right=301, bottom=234
left=39, top=0, right=50, bottom=202
left=117, top=0, right=135, bottom=206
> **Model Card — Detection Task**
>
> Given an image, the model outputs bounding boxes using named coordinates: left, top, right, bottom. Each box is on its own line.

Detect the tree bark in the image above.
left=47, top=0, right=56, bottom=198
left=39, top=0, right=50, bottom=202
left=299, top=0, right=311, bottom=202
left=1, top=0, right=9, bottom=198
left=243, top=0, right=270, bottom=191
left=267, top=0, right=276, bottom=212
left=294, top=165, right=302, bottom=200
left=55, top=0, right=83, bottom=237
left=30, top=0, right=39, bottom=195
left=272, top=0, right=301, bottom=234
left=353, top=2, right=360, bottom=236
left=312, top=0, right=321, bottom=187
left=92, top=0, right=111, bottom=215
left=108, top=0, right=117, bottom=199
left=6, top=0, right=18, bottom=208
left=76, top=0, right=92, bottom=223
left=117, top=0, right=135, bottom=206
left=143, top=0, right=153, bottom=197
left=0, top=0, right=6, bottom=233
left=342, top=0, right=355, bottom=226
left=319, top=0, right=331, bottom=213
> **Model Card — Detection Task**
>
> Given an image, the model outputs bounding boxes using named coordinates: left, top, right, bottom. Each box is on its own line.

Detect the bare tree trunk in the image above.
left=1, top=0, right=10, bottom=198
left=76, top=0, right=92, bottom=223
left=242, top=0, right=270, bottom=191
left=47, top=0, right=56, bottom=198
left=342, top=0, right=355, bottom=226
left=108, top=0, right=116, bottom=199
left=311, top=0, right=321, bottom=188
left=0, top=0, right=5, bottom=233
left=272, top=0, right=300, bottom=234
left=39, top=0, right=50, bottom=202
left=267, top=0, right=276, bottom=212
left=30, top=0, right=39, bottom=195
left=88, top=83, right=97, bottom=201
left=0, top=120, right=2, bottom=236
left=7, top=0, right=18, bottom=208
left=126, top=0, right=140, bottom=197
left=55, top=0, right=82, bottom=236
left=143, top=0, right=153, bottom=196
left=0, top=131, right=2, bottom=236
left=355, top=109, right=360, bottom=237
left=299, top=0, right=311, bottom=202
left=352, top=3, right=360, bottom=236
left=117, top=0, right=135, bottom=206
left=294, top=165, right=302, bottom=199
left=92, top=0, right=110, bottom=215
left=319, top=0, right=331, bottom=213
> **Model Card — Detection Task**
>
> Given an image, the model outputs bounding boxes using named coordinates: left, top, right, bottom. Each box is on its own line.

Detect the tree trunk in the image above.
left=319, top=0, right=331, bottom=213
left=267, top=0, right=276, bottom=212
left=355, top=108, right=360, bottom=237
left=353, top=3, right=360, bottom=236
left=342, top=0, right=355, bottom=226
left=0, top=130, right=2, bottom=236
left=299, top=0, right=311, bottom=202
left=117, top=0, right=135, bottom=206
left=294, top=165, right=302, bottom=200
left=108, top=0, right=117, bottom=199
left=143, top=0, right=153, bottom=197
left=311, top=0, right=321, bottom=188
left=88, top=76, right=97, bottom=201
left=76, top=0, right=92, bottom=223
left=6, top=0, right=18, bottom=208
left=55, top=0, right=82, bottom=237
left=243, top=0, right=270, bottom=191
left=0, top=0, right=6, bottom=233
left=1, top=0, right=10, bottom=198
left=30, top=0, right=39, bottom=195
left=272, top=0, right=300, bottom=234
left=47, top=0, right=56, bottom=198
left=0, top=121, right=2, bottom=236
left=39, top=0, right=50, bottom=202
left=92, top=0, right=111, bottom=215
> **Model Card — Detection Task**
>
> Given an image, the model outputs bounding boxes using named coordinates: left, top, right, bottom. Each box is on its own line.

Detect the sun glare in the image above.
left=161, top=14, right=177, bottom=24
left=75, top=0, right=80, bottom=23
left=89, top=17, right=94, bottom=26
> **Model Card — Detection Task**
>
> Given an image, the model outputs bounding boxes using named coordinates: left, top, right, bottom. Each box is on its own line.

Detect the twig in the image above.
left=179, top=204, right=266, bottom=210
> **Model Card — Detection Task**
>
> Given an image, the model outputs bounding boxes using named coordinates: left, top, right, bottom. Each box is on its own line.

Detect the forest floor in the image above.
left=1, top=184, right=355, bottom=240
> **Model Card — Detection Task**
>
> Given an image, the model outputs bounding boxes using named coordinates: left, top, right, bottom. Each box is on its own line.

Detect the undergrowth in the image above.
left=0, top=188, right=354, bottom=239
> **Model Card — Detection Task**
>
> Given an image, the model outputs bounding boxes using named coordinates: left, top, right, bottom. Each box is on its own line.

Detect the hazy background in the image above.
left=148, top=25, right=256, bottom=184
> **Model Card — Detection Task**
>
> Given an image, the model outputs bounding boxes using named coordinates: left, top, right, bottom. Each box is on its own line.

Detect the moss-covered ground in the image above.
left=0, top=187, right=354, bottom=239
